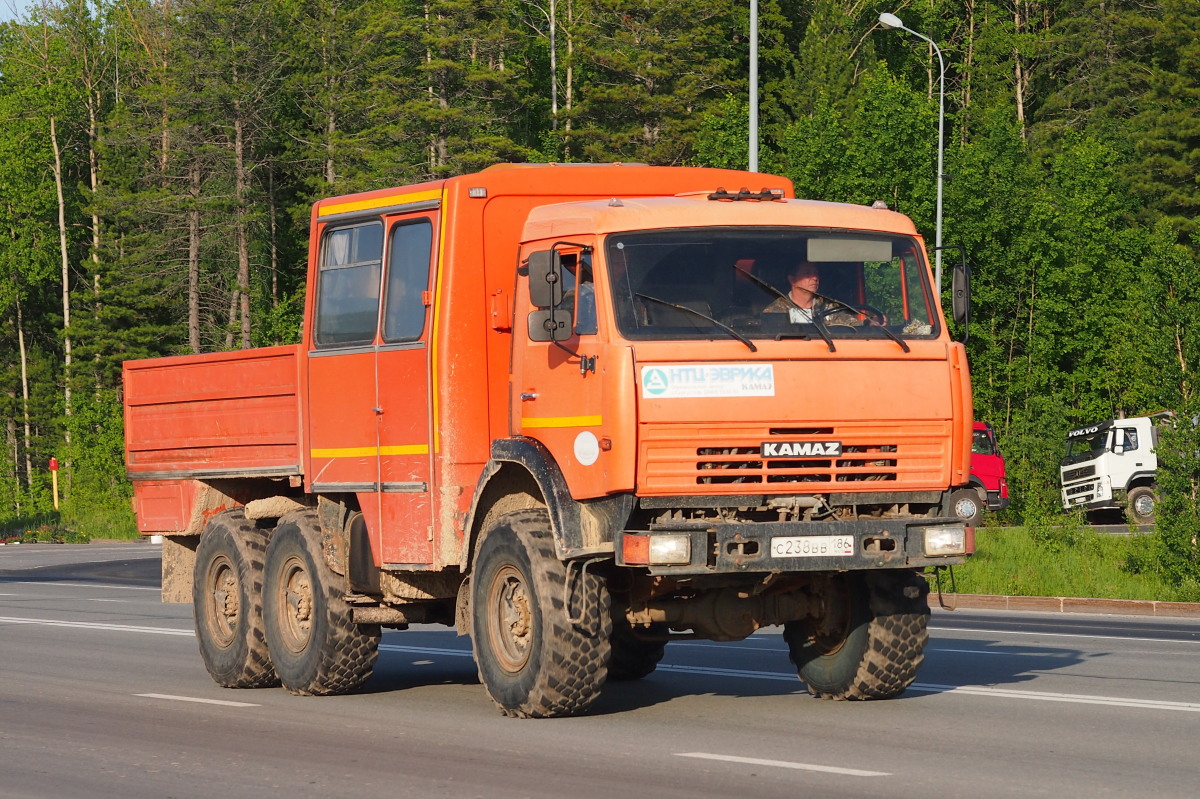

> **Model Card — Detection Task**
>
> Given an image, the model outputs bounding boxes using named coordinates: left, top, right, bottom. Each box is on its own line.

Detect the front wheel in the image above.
left=608, top=618, right=667, bottom=681
left=1126, top=486, right=1157, bottom=524
left=949, top=487, right=983, bottom=526
left=263, top=511, right=380, bottom=696
left=784, top=571, right=929, bottom=700
left=471, top=509, right=611, bottom=718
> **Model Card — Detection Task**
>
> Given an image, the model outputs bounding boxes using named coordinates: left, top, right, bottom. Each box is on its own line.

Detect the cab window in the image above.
left=314, top=222, right=383, bottom=347
left=382, top=220, right=434, bottom=342
left=557, top=253, right=597, bottom=336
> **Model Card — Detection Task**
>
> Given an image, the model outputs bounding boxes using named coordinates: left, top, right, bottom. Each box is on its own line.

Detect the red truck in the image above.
left=124, top=164, right=974, bottom=718
left=948, top=421, right=1010, bottom=525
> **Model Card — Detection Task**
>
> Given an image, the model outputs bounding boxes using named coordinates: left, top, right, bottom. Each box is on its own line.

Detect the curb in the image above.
left=929, top=593, right=1200, bottom=618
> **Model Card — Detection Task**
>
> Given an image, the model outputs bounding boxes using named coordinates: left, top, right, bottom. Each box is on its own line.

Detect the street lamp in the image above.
left=749, top=0, right=758, bottom=172
left=878, top=12, right=946, bottom=292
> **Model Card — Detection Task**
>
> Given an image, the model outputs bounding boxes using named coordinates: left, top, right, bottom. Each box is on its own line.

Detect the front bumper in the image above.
left=1062, top=476, right=1121, bottom=511
left=615, top=517, right=971, bottom=576
left=986, top=490, right=1011, bottom=512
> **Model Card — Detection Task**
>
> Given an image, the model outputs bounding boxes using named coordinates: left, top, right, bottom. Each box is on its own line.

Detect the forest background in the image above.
left=0, top=0, right=1197, bottom=584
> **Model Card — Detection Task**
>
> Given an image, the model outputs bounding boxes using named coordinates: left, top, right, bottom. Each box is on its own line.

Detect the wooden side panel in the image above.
left=124, top=345, right=302, bottom=477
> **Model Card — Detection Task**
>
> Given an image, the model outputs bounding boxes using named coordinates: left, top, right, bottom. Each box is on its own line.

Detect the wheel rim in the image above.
left=810, top=588, right=854, bottom=656
left=954, top=497, right=978, bottom=519
left=486, top=564, right=534, bottom=673
left=202, top=554, right=239, bottom=648
left=276, top=555, right=313, bottom=655
left=1134, top=494, right=1155, bottom=518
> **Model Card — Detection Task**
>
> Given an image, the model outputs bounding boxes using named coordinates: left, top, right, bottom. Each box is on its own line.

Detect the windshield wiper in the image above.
left=807, top=290, right=911, bottom=353
left=732, top=265, right=836, bottom=352
left=634, top=292, right=757, bottom=352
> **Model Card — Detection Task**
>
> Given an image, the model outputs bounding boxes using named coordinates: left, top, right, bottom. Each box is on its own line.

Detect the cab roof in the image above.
left=521, top=193, right=919, bottom=243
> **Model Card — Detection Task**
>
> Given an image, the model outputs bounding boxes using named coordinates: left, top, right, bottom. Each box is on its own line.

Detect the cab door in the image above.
left=374, top=212, right=438, bottom=566
left=512, top=244, right=615, bottom=497
left=307, top=220, right=384, bottom=509
left=306, top=210, right=438, bottom=570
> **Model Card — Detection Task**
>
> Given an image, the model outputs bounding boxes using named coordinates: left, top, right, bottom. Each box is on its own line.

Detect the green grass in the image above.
left=0, top=504, right=141, bottom=545
left=62, top=504, right=141, bottom=541
left=0, top=513, right=89, bottom=544
left=945, top=524, right=1200, bottom=603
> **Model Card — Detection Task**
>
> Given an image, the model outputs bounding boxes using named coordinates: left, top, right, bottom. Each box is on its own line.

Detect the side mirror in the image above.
left=951, top=259, right=970, bottom=328
left=528, top=250, right=562, bottom=309
left=528, top=309, right=572, bottom=342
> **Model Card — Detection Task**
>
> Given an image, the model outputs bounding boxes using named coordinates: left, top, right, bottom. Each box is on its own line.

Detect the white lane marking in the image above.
left=0, top=616, right=193, bottom=636
left=6, top=621, right=1197, bottom=713
left=929, top=624, right=1200, bottom=646
left=907, top=683, right=1200, bottom=712
left=672, top=641, right=785, bottom=652
left=14, top=581, right=160, bottom=592
left=677, top=627, right=1200, bottom=650
left=136, top=693, right=259, bottom=708
left=381, top=644, right=472, bottom=657
left=929, top=647, right=1032, bottom=656
left=84, top=598, right=128, bottom=603
left=659, top=663, right=800, bottom=681
left=677, top=752, right=888, bottom=777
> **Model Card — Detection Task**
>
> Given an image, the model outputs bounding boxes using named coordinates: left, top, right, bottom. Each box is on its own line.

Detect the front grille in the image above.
left=639, top=421, right=949, bottom=495
left=1063, top=465, right=1095, bottom=482
left=1064, top=483, right=1095, bottom=497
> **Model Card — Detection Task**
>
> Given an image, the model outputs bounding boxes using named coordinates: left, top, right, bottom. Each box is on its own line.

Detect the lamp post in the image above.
left=878, top=12, right=946, bottom=291
left=749, top=0, right=758, bottom=172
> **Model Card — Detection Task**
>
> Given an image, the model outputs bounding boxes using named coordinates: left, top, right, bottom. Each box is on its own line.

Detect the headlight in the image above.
left=621, top=534, right=691, bottom=565
left=924, top=525, right=971, bottom=556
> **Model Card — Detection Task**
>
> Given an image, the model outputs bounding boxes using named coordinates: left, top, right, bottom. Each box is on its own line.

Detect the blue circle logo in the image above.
left=644, top=368, right=669, bottom=396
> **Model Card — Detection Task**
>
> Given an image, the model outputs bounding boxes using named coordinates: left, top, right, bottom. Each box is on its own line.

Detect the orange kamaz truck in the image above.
left=123, top=163, right=974, bottom=718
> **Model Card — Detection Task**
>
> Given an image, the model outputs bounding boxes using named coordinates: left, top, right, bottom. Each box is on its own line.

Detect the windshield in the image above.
left=1065, top=430, right=1108, bottom=461
left=605, top=228, right=937, bottom=343
left=972, top=429, right=997, bottom=456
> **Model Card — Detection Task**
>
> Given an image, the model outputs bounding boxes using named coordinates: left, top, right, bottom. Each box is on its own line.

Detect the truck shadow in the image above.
left=592, top=632, right=1091, bottom=716
left=363, top=626, right=1091, bottom=714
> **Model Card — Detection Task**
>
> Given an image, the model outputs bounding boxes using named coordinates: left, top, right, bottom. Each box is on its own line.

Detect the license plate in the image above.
left=770, top=535, right=855, bottom=558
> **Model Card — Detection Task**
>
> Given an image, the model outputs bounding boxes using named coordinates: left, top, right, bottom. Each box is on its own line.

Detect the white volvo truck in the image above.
left=1060, top=411, right=1173, bottom=523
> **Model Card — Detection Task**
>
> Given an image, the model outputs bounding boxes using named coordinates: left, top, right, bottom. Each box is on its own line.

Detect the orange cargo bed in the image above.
left=123, top=344, right=303, bottom=479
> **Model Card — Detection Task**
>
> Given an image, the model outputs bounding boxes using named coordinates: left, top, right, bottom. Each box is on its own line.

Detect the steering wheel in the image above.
left=854, top=303, right=888, bottom=325
left=814, top=302, right=887, bottom=326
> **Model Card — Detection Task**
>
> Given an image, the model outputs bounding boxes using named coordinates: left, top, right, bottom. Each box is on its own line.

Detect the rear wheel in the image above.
left=471, top=509, right=611, bottom=717
left=1126, top=486, right=1157, bottom=524
left=784, top=571, right=929, bottom=700
left=193, top=510, right=278, bottom=688
left=263, top=510, right=379, bottom=696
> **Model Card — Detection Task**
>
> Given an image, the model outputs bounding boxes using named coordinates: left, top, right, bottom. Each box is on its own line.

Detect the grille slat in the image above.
left=639, top=421, right=950, bottom=494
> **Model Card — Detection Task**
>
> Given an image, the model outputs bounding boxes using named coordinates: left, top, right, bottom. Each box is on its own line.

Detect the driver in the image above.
left=763, top=261, right=858, bottom=325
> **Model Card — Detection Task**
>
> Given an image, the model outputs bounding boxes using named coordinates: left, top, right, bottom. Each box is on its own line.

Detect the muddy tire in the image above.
left=263, top=510, right=380, bottom=696
left=471, top=509, right=611, bottom=718
left=784, top=570, right=929, bottom=700
left=608, top=618, right=667, bottom=681
left=193, top=509, right=279, bottom=688
left=1126, top=486, right=1156, bottom=525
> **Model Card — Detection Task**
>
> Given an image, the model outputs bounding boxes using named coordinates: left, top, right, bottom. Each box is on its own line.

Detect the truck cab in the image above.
left=950, top=422, right=1010, bottom=525
left=1060, top=412, right=1171, bottom=523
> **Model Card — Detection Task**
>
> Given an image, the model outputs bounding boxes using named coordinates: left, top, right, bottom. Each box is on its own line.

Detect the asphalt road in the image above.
left=2, top=542, right=1199, bottom=798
